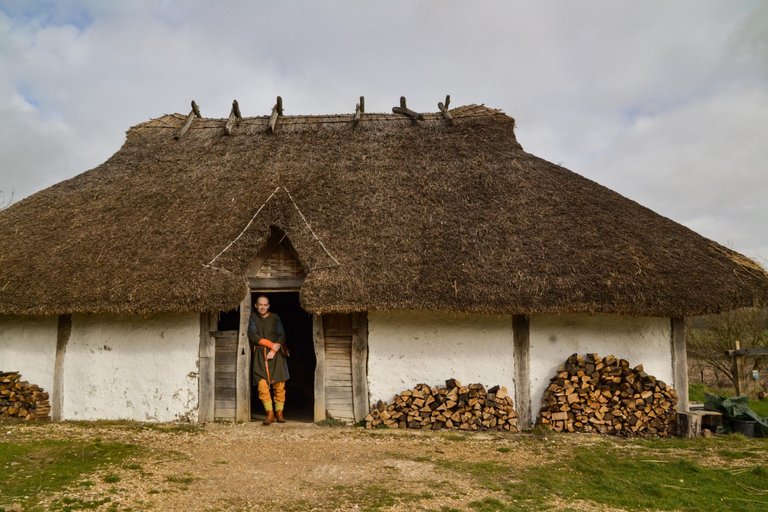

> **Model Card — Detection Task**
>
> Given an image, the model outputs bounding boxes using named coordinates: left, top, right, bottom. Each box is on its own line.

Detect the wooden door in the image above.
left=315, top=313, right=368, bottom=423
left=323, top=314, right=355, bottom=421
left=214, top=330, right=238, bottom=421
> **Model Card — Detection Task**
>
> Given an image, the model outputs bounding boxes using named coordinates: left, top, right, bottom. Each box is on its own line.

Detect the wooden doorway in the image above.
left=248, top=291, right=315, bottom=422
left=234, top=227, right=309, bottom=422
left=205, top=227, right=371, bottom=424
left=210, top=307, right=370, bottom=424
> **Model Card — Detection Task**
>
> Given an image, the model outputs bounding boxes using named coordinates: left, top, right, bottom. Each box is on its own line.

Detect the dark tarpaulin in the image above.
left=704, top=394, right=768, bottom=437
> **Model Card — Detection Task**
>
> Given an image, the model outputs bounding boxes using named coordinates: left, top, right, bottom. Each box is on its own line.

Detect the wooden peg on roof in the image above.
left=392, top=96, right=424, bottom=124
left=225, top=99, right=242, bottom=135
left=438, top=94, right=454, bottom=126
left=268, top=96, right=283, bottom=134
left=175, top=100, right=202, bottom=140
left=353, top=96, right=365, bottom=126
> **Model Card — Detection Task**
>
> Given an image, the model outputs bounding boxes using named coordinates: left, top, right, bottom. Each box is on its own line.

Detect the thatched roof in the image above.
left=1, top=103, right=767, bottom=317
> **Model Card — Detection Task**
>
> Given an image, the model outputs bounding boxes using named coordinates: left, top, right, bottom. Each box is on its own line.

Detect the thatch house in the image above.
left=1, top=99, right=767, bottom=426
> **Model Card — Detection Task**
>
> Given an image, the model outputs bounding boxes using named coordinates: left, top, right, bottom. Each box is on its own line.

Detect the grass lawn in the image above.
left=0, top=434, right=138, bottom=512
left=441, top=435, right=768, bottom=511
left=1, top=420, right=767, bottom=511
left=749, top=400, right=768, bottom=417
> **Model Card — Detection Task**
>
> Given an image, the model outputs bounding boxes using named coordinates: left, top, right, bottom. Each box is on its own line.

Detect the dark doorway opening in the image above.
left=217, top=309, right=240, bottom=331
left=249, top=291, right=315, bottom=423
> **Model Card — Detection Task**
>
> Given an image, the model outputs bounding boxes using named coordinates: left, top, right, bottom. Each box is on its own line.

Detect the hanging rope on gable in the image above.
left=203, top=186, right=281, bottom=270
left=203, top=187, right=340, bottom=272
left=282, top=187, right=340, bottom=267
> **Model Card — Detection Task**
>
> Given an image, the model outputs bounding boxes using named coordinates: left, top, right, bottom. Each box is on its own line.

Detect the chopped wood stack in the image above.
left=0, top=371, right=51, bottom=421
left=365, top=379, right=518, bottom=432
left=537, top=353, right=677, bottom=437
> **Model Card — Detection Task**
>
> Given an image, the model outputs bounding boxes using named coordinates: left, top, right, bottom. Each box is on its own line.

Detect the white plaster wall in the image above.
left=529, top=314, right=672, bottom=421
left=63, top=312, right=200, bottom=422
left=367, top=310, right=515, bottom=404
left=0, top=315, right=58, bottom=393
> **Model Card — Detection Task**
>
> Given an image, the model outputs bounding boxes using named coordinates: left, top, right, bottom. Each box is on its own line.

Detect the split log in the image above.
left=536, top=354, right=677, bottom=437
left=365, top=379, right=518, bottom=432
left=0, top=371, right=51, bottom=420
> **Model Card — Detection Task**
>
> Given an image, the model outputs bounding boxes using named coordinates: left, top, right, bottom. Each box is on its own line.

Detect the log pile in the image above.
left=537, top=353, right=677, bottom=437
left=365, top=379, right=518, bottom=432
left=0, top=371, right=51, bottom=421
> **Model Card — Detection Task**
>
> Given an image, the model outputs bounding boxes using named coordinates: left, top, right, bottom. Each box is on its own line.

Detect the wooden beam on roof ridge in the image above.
left=353, top=96, right=365, bottom=126
left=175, top=100, right=202, bottom=140
left=268, top=96, right=283, bottom=134
left=438, top=94, right=454, bottom=126
left=225, top=99, right=242, bottom=135
left=392, top=96, right=424, bottom=124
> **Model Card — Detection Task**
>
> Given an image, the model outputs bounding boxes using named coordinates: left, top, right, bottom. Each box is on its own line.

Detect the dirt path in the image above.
left=7, top=421, right=617, bottom=511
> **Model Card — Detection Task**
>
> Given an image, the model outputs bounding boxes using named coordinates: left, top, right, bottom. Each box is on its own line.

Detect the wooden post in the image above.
left=437, top=94, right=454, bottom=126
left=224, top=99, right=242, bottom=135
left=677, top=411, right=700, bottom=438
left=392, top=96, right=425, bottom=123
left=671, top=318, right=689, bottom=412
left=513, top=315, right=531, bottom=428
left=198, top=312, right=216, bottom=423
left=725, top=346, right=768, bottom=396
left=313, top=314, right=326, bottom=422
left=175, top=100, right=201, bottom=140
left=268, top=96, right=283, bottom=134
left=351, top=313, right=369, bottom=422
left=235, top=292, right=252, bottom=422
left=353, top=96, right=364, bottom=126
left=732, top=340, right=745, bottom=396
left=51, top=314, right=71, bottom=421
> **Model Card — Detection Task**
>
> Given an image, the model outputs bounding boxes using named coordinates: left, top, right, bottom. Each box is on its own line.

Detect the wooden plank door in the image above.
left=323, top=314, right=354, bottom=421
left=214, top=330, right=238, bottom=421
left=319, top=313, right=368, bottom=423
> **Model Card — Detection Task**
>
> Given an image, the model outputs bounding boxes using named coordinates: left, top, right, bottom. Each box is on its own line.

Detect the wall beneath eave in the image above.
left=62, top=312, right=200, bottom=422
left=528, top=313, right=672, bottom=420
left=0, top=315, right=58, bottom=393
left=367, top=310, right=515, bottom=404
left=365, top=311, right=673, bottom=429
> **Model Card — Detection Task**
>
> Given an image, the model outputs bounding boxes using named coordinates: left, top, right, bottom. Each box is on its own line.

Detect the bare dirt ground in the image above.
left=4, top=421, right=626, bottom=512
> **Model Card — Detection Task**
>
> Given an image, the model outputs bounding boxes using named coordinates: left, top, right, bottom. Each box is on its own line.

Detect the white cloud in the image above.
left=0, top=0, right=766, bottom=261
left=583, top=85, right=768, bottom=261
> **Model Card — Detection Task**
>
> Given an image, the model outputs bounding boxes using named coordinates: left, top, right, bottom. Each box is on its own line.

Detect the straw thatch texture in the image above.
left=1, top=104, right=766, bottom=317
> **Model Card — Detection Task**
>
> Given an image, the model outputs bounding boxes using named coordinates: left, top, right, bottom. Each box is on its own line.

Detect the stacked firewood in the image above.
left=0, top=371, right=51, bottom=421
left=537, top=353, right=677, bottom=437
left=365, top=379, right=519, bottom=432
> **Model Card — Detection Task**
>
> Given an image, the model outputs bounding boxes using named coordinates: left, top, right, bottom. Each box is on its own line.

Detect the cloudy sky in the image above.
left=1, top=1, right=767, bottom=265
